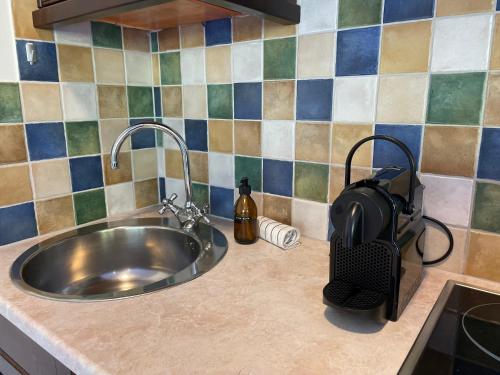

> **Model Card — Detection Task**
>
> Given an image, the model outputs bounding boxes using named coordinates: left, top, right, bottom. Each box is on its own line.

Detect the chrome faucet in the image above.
left=110, top=121, right=210, bottom=230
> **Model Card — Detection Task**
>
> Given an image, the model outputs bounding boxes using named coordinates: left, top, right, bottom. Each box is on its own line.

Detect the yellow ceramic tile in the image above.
left=152, top=54, right=160, bottom=86
left=189, top=151, right=208, bottom=183
left=103, top=152, right=132, bottom=185
left=100, top=119, right=130, bottom=153
left=263, top=194, right=292, bottom=225
left=11, top=0, right=53, bottom=41
left=180, top=24, right=204, bottom=48
left=380, top=21, right=432, bottom=73
left=132, top=149, right=158, bottom=180
left=297, top=33, right=334, bottom=79
left=234, top=120, right=261, bottom=156
left=233, top=16, right=262, bottom=42
left=264, top=20, right=296, bottom=39
left=436, top=0, right=493, bottom=16
left=491, top=15, right=500, bottom=70
left=263, top=81, right=295, bottom=120
left=331, top=124, right=372, bottom=167
left=36, top=196, right=75, bottom=234
left=135, top=178, right=158, bottom=209
left=21, top=83, right=62, bottom=122
left=0, top=164, right=32, bottom=206
left=182, top=85, right=207, bottom=119
left=97, top=85, right=128, bottom=119
left=295, top=122, right=330, bottom=163
left=159, top=27, right=180, bottom=51
left=484, top=72, right=500, bottom=126
left=58, top=45, right=94, bottom=82
left=165, top=149, right=183, bottom=179
left=377, top=75, right=428, bottom=124
left=94, top=48, right=125, bottom=84
left=209, top=120, right=233, bottom=153
left=465, top=231, right=500, bottom=282
left=329, top=166, right=371, bottom=203
left=162, top=86, right=183, bottom=117
left=0, top=125, right=27, bottom=164
left=31, top=159, right=71, bottom=199
left=206, top=45, right=232, bottom=83
left=123, top=28, right=150, bottom=52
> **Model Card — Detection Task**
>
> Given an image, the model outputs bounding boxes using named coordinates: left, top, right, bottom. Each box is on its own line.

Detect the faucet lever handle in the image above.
left=167, top=193, right=178, bottom=203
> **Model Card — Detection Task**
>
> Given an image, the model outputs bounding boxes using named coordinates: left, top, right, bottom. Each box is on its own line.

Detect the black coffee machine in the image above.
left=323, top=135, right=425, bottom=323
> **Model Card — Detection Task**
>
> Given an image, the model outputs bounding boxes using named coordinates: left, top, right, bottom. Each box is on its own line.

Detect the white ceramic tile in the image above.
left=421, top=174, right=473, bottom=227
left=162, top=118, right=185, bottom=150
left=61, top=83, right=97, bottom=121
left=181, top=48, right=205, bottom=85
left=125, top=51, right=153, bottom=85
left=262, top=121, right=294, bottom=160
left=424, top=225, right=466, bottom=273
left=431, top=14, right=493, bottom=72
left=292, top=199, right=329, bottom=240
left=0, top=0, right=19, bottom=81
left=333, top=76, right=377, bottom=123
left=208, top=152, right=234, bottom=188
left=165, top=177, right=187, bottom=205
left=106, top=182, right=135, bottom=216
left=54, top=22, right=92, bottom=46
left=132, top=149, right=158, bottom=180
left=232, top=41, right=263, bottom=82
left=299, top=0, right=338, bottom=35
left=157, top=148, right=165, bottom=177
left=182, top=85, right=207, bottom=119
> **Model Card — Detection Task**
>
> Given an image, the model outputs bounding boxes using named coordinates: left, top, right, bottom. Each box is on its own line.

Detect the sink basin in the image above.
left=10, top=218, right=228, bottom=301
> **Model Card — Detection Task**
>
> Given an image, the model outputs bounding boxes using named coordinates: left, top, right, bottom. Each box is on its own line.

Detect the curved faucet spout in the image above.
left=110, top=121, right=193, bottom=203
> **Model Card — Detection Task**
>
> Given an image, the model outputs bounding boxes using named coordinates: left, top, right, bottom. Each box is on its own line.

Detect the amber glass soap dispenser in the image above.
left=234, top=177, right=258, bottom=244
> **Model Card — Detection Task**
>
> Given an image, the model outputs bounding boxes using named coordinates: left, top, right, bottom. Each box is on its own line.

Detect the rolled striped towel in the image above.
left=257, top=216, right=301, bottom=250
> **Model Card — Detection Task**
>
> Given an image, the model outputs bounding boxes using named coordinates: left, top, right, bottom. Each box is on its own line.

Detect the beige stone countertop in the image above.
left=0, top=209, right=499, bottom=375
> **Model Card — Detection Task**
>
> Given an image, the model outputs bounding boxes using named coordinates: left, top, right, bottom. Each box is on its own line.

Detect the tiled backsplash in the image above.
left=0, top=0, right=161, bottom=246
left=1, top=0, right=499, bottom=283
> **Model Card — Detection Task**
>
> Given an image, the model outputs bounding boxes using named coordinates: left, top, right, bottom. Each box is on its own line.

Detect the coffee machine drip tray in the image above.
left=399, top=281, right=500, bottom=374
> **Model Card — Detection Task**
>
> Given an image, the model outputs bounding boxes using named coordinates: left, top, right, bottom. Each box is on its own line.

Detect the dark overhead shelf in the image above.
left=33, top=0, right=300, bottom=30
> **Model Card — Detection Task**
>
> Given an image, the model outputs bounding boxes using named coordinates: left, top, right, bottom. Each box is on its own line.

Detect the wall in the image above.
left=0, top=0, right=161, bottom=246
left=154, top=0, right=500, bottom=282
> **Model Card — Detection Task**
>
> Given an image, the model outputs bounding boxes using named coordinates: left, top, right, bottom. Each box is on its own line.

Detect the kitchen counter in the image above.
left=0, top=209, right=499, bottom=375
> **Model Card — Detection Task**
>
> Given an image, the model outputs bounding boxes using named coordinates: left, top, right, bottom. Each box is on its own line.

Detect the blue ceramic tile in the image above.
left=205, top=18, right=232, bottom=46
left=130, top=119, right=156, bottom=149
left=497, top=0, right=500, bottom=11
left=25, top=122, right=66, bottom=161
left=263, top=159, right=293, bottom=197
left=185, top=119, right=208, bottom=152
left=383, top=0, right=434, bottom=23
left=373, top=124, right=422, bottom=170
left=336, top=27, right=380, bottom=76
left=16, top=40, right=59, bottom=82
left=210, top=186, right=234, bottom=219
left=296, top=79, right=333, bottom=121
left=154, top=87, right=161, bottom=117
left=478, top=128, right=500, bottom=181
left=159, top=177, right=166, bottom=200
left=0, top=202, right=38, bottom=246
left=70, top=155, right=104, bottom=192
left=234, top=83, right=262, bottom=120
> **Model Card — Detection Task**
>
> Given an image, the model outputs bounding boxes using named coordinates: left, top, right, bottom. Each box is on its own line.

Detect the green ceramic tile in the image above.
left=235, top=156, right=262, bottom=192
left=128, top=86, right=154, bottom=117
left=472, top=182, right=500, bottom=234
left=427, top=73, right=486, bottom=125
left=193, top=183, right=209, bottom=207
left=91, top=22, right=122, bottom=49
left=151, top=32, right=159, bottom=53
left=0, top=83, right=22, bottom=123
left=208, top=84, right=233, bottom=119
left=338, top=0, right=382, bottom=28
left=73, top=189, right=107, bottom=225
left=264, top=37, right=296, bottom=80
left=66, top=121, right=100, bottom=157
left=156, top=129, right=163, bottom=147
left=160, top=52, right=181, bottom=85
left=294, top=162, right=329, bottom=203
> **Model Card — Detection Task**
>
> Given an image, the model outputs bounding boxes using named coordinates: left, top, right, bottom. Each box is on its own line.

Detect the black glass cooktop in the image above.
left=399, top=281, right=500, bottom=375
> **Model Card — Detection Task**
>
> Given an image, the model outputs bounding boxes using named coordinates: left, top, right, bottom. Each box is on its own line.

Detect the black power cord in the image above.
left=416, top=215, right=454, bottom=266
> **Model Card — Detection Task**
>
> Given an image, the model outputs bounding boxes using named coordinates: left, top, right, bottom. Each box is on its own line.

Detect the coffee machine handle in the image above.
left=344, top=135, right=417, bottom=215
left=343, top=202, right=364, bottom=248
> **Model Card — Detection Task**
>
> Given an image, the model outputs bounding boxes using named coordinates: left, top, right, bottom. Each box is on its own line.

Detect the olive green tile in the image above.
left=264, top=37, right=296, bottom=80
left=427, top=73, right=486, bottom=125
left=208, top=84, right=233, bottom=119
left=338, top=0, right=382, bottom=28
left=160, top=52, right=181, bottom=85
left=127, top=86, right=154, bottom=118
left=91, top=22, right=122, bottom=49
left=193, top=183, right=209, bottom=207
left=472, top=182, right=500, bottom=234
left=73, top=189, right=107, bottom=225
left=0, top=83, right=22, bottom=123
left=156, top=129, right=164, bottom=147
left=235, top=156, right=262, bottom=192
left=66, top=121, right=100, bottom=157
left=294, top=162, right=329, bottom=203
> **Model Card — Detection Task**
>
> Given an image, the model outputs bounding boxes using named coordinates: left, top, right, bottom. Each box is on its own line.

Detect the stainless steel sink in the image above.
left=10, top=218, right=228, bottom=301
